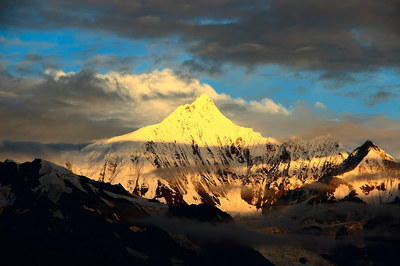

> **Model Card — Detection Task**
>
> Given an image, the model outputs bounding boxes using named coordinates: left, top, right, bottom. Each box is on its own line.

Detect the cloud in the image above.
left=180, top=59, right=222, bottom=75
left=224, top=100, right=400, bottom=158
left=0, top=140, right=87, bottom=163
left=366, top=88, right=398, bottom=106
left=0, top=35, right=54, bottom=50
left=3, top=0, right=400, bottom=75
left=248, top=98, right=290, bottom=115
left=13, top=53, right=58, bottom=76
left=0, top=68, right=287, bottom=143
left=84, top=55, right=137, bottom=74
left=1, top=67, right=399, bottom=158
left=315, top=101, right=326, bottom=109
left=138, top=213, right=290, bottom=248
left=295, top=86, right=306, bottom=95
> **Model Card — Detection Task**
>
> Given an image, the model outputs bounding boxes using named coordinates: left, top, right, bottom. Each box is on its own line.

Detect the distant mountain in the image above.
left=67, top=94, right=400, bottom=213
left=330, top=140, right=400, bottom=204
left=0, top=159, right=271, bottom=266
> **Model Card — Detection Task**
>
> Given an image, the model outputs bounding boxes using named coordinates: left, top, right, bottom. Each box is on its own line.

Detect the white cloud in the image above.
left=44, top=69, right=75, bottom=80
left=315, top=101, right=327, bottom=109
left=91, top=69, right=289, bottom=125
left=248, top=98, right=290, bottom=115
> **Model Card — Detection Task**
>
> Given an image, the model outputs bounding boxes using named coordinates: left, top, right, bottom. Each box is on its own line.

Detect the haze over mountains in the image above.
left=1, top=94, right=400, bottom=265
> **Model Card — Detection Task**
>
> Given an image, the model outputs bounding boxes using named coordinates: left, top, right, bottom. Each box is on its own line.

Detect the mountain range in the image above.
left=1, top=94, right=400, bottom=265
left=62, top=94, right=400, bottom=213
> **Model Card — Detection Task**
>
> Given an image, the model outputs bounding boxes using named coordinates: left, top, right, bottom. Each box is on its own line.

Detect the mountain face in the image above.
left=0, top=159, right=271, bottom=266
left=330, top=141, right=400, bottom=204
left=66, top=94, right=400, bottom=213
left=106, top=94, right=274, bottom=147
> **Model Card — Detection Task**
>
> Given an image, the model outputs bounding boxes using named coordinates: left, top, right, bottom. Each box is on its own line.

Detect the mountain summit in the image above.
left=106, top=94, right=275, bottom=146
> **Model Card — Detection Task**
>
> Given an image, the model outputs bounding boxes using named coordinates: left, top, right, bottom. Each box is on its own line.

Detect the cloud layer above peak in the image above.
left=0, top=68, right=288, bottom=142
left=1, top=67, right=399, bottom=158
left=3, top=0, right=400, bottom=74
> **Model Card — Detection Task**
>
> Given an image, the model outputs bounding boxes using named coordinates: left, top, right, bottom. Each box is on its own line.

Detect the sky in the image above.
left=1, top=0, right=400, bottom=158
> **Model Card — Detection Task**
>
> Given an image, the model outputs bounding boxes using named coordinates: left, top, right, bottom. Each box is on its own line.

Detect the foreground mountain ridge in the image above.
left=62, top=95, right=400, bottom=213
left=4, top=158, right=399, bottom=265
left=0, top=158, right=272, bottom=265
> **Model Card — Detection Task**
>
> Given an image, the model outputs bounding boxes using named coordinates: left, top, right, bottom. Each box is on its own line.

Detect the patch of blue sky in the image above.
left=192, top=17, right=239, bottom=25
left=304, top=68, right=400, bottom=119
left=200, top=64, right=400, bottom=120
left=134, top=34, right=187, bottom=73
left=201, top=64, right=316, bottom=105
left=0, top=28, right=149, bottom=74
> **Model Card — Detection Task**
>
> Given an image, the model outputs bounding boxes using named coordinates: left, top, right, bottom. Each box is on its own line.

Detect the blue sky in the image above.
left=1, top=0, right=400, bottom=157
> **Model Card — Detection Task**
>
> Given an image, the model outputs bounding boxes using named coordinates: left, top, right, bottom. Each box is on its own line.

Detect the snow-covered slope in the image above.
left=106, top=93, right=275, bottom=146
left=67, top=95, right=399, bottom=213
left=331, top=141, right=400, bottom=204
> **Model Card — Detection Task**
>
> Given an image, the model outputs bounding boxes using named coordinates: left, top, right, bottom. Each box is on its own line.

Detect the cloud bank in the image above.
left=3, top=0, right=400, bottom=75
left=0, top=67, right=399, bottom=158
left=0, top=68, right=287, bottom=141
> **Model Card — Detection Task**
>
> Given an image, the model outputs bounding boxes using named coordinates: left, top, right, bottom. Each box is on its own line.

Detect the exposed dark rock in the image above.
left=0, top=159, right=273, bottom=266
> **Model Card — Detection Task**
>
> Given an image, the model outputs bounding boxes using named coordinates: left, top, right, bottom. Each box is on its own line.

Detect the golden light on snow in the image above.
left=106, top=94, right=276, bottom=146
left=56, top=93, right=400, bottom=216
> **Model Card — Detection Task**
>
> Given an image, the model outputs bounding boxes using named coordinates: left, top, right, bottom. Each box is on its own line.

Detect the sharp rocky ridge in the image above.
left=65, top=94, right=400, bottom=213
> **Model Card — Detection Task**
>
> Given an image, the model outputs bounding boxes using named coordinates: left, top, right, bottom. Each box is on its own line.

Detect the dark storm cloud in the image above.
left=180, top=59, right=223, bottom=75
left=0, top=69, right=134, bottom=143
left=3, top=0, right=400, bottom=74
left=0, top=0, right=400, bottom=74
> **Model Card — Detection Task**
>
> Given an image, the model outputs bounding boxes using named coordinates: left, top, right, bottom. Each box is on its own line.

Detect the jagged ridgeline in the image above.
left=67, top=94, right=400, bottom=213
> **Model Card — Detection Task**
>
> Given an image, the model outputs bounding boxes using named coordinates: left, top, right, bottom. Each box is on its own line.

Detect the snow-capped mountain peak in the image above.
left=363, top=140, right=393, bottom=161
left=331, top=140, right=400, bottom=203
left=65, top=96, right=399, bottom=213
left=106, top=94, right=275, bottom=146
